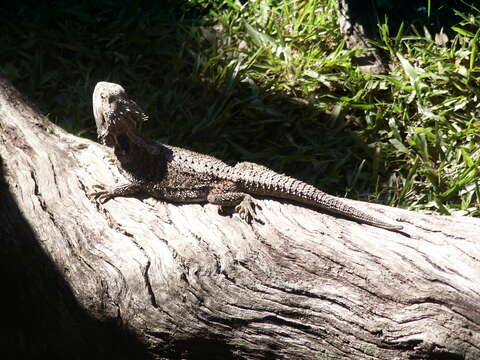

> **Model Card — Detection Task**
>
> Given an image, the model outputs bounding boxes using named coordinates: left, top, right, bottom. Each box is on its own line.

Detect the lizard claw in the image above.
left=87, top=184, right=113, bottom=203
left=104, top=156, right=116, bottom=166
left=235, top=195, right=258, bottom=224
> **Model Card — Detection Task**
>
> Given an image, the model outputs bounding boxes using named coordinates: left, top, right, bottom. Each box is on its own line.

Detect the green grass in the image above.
left=1, top=0, right=479, bottom=216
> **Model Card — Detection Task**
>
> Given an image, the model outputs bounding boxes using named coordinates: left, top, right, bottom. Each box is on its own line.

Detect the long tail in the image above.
left=234, top=166, right=402, bottom=231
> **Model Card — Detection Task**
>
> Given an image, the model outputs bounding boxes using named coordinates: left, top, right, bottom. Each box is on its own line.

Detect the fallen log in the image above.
left=1, top=76, right=479, bottom=359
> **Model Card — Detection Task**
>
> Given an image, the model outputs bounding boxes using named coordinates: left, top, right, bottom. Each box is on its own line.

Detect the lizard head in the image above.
left=92, top=81, right=148, bottom=147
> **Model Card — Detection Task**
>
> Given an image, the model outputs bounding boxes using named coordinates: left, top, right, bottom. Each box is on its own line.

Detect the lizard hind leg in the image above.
left=207, top=181, right=257, bottom=223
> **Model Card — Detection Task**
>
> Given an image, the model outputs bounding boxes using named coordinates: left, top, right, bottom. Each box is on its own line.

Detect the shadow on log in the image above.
left=1, top=76, right=479, bottom=359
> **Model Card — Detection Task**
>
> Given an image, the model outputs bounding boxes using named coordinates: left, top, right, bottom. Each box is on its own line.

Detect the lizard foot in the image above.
left=87, top=184, right=113, bottom=203
left=235, top=195, right=259, bottom=224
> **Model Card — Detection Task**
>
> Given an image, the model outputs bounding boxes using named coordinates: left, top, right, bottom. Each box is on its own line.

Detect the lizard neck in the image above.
left=113, top=133, right=168, bottom=182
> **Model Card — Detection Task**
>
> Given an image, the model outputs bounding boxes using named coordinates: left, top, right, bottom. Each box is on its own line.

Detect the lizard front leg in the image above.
left=88, top=183, right=143, bottom=203
left=207, top=181, right=257, bottom=223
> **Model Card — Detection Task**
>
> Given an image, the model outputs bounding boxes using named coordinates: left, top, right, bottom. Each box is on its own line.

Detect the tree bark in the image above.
left=1, top=76, right=479, bottom=360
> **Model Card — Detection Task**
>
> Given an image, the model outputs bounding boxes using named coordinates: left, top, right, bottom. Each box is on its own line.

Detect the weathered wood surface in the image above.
left=1, top=77, right=480, bottom=359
